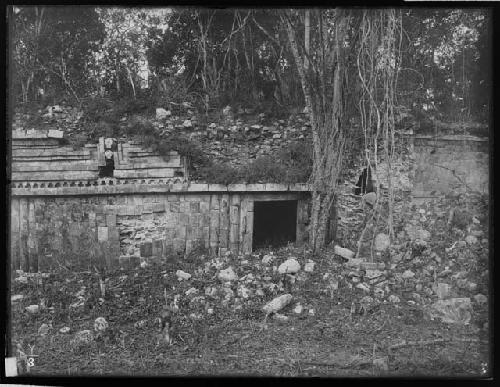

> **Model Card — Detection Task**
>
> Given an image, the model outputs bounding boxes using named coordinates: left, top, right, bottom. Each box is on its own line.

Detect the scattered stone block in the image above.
left=15, top=276, right=28, bottom=284
left=262, top=254, right=274, bottom=264
left=176, top=270, right=191, bottom=281
left=263, top=294, right=293, bottom=315
left=304, top=260, right=315, bottom=273
left=94, top=317, right=108, bottom=332
left=425, top=298, right=472, bottom=325
left=156, top=108, right=169, bottom=120
left=356, top=283, right=371, bottom=293
left=278, top=258, right=301, bottom=274
left=334, top=245, right=355, bottom=260
left=402, top=269, right=415, bottom=279
left=362, top=192, right=377, bottom=207
left=465, top=235, right=478, bottom=245
left=218, top=267, right=238, bottom=282
left=25, top=305, right=39, bottom=314
left=273, top=313, right=289, bottom=322
left=293, top=303, right=303, bottom=314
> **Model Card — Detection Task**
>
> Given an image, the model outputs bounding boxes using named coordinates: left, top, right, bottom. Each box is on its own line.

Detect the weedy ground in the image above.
left=10, top=244, right=489, bottom=377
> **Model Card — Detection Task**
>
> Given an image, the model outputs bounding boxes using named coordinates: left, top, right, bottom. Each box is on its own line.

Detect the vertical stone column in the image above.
left=296, top=198, right=309, bottom=245
left=10, top=198, right=20, bottom=270
left=229, top=194, right=240, bottom=253
left=27, top=200, right=36, bottom=272
left=219, top=194, right=230, bottom=249
left=200, top=196, right=210, bottom=249
left=19, top=198, right=29, bottom=271
left=209, top=194, right=220, bottom=255
left=241, top=198, right=254, bottom=255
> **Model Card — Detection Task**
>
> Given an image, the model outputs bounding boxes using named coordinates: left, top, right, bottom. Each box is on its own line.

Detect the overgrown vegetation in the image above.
left=11, top=7, right=490, bottom=123
left=79, top=105, right=314, bottom=184
left=193, top=139, right=312, bottom=184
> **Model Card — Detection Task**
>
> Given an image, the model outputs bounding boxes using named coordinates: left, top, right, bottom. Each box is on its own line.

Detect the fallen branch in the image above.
left=389, top=338, right=487, bottom=350
left=300, top=358, right=371, bottom=369
left=429, top=162, right=481, bottom=195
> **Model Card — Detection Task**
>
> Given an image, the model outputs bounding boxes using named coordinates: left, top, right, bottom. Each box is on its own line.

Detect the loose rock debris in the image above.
left=9, top=190, right=489, bottom=376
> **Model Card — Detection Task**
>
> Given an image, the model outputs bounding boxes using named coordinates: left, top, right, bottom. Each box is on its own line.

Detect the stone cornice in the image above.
left=10, top=180, right=311, bottom=196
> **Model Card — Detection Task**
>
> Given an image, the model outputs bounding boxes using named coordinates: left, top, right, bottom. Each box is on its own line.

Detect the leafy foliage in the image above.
left=400, top=9, right=490, bottom=122
left=11, top=7, right=490, bottom=122
left=12, top=6, right=105, bottom=103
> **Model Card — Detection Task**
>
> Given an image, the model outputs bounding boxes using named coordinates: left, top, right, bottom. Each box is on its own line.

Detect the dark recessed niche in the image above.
left=253, top=200, right=297, bottom=250
left=98, top=161, right=114, bottom=178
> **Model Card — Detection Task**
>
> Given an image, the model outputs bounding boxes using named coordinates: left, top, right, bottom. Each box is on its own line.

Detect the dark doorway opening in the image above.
left=354, top=166, right=374, bottom=195
left=253, top=200, right=297, bottom=250
left=99, top=153, right=115, bottom=178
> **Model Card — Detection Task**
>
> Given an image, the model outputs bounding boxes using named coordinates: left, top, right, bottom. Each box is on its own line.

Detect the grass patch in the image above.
left=10, top=244, right=489, bottom=377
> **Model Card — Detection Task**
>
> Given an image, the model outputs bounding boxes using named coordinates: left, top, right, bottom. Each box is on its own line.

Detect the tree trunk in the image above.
left=126, top=66, right=136, bottom=98
left=283, top=10, right=347, bottom=252
left=304, top=10, right=310, bottom=71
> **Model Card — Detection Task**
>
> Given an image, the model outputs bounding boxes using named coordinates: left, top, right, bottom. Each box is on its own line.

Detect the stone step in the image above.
left=13, top=148, right=91, bottom=157
left=113, top=168, right=175, bottom=179
left=12, top=170, right=97, bottom=181
left=12, top=161, right=98, bottom=172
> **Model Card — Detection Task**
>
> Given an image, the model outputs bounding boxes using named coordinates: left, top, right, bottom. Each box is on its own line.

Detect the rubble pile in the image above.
left=335, top=189, right=488, bottom=326
left=12, top=103, right=312, bottom=169
left=11, top=187, right=488, bottom=351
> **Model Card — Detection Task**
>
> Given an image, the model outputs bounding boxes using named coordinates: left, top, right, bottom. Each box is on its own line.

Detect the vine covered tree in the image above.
left=280, top=9, right=402, bottom=251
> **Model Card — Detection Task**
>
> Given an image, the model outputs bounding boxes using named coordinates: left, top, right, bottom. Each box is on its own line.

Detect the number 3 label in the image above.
left=27, top=357, right=35, bottom=367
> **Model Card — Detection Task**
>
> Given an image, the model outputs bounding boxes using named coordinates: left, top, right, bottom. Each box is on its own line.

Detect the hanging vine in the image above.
left=356, top=9, right=402, bottom=259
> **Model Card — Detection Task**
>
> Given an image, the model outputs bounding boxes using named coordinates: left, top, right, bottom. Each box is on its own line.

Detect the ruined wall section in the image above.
left=413, top=135, right=489, bottom=198
left=11, top=129, right=99, bottom=182
left=10, top=129, right=187, bottom=186
left=10, top=183, right=310, bottom=272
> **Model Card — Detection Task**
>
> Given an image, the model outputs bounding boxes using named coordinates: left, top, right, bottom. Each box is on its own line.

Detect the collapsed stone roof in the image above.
left=12, top=104, right=313, bottom=171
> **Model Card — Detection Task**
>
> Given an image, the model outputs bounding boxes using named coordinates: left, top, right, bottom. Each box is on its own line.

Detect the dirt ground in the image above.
left=10, top=243, right=490, bottom=377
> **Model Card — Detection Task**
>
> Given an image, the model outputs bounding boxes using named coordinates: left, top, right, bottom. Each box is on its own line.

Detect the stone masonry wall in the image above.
left=10, top=184, right=310, bottom=272
left=413, top=135, right=489, bottom=197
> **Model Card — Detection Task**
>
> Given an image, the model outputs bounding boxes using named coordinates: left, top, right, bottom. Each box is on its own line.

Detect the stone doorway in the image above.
left=252, top=200, right=298, bottom=250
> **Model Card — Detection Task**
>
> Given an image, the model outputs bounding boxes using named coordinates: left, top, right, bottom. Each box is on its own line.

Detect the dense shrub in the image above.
left=194, top=162, right=241, bottom=185
left=191, top=140, right=313, bottom=184
left=82, top=96, right=115, bottom=123
left=242, top=156, right=287, bottom=183
left=80, top=96, right=312, bottom=183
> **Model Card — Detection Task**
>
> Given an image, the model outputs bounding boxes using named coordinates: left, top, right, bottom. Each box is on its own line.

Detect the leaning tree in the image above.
left=280, top=9, right=401, bottom=252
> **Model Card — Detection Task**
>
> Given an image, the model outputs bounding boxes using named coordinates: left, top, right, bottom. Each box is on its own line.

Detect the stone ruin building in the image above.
left=9, top=126, right=488, bottom=272
left=9, top=129, right=311, bottom=272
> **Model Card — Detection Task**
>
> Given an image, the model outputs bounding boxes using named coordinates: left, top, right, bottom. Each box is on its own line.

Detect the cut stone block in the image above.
left=152, top=239, right=163, bottom=257
left=106, top=213, right=116, bottom=226
left=140, top=241, right=153, bottom=257
left=97, top=226, right=108, bottom=242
